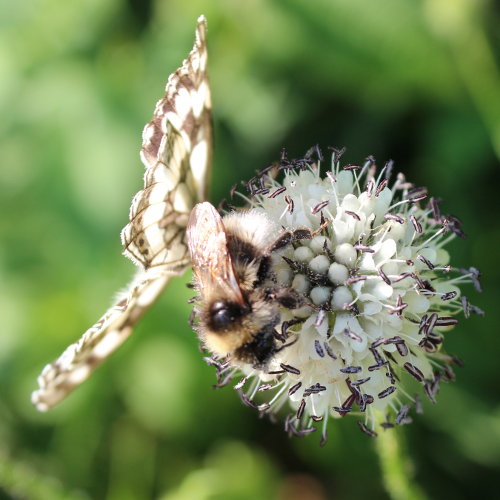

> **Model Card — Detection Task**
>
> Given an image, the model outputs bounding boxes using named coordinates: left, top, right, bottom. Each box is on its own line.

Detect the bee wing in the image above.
left=187, top=202, right=245, bottom=305
left=32, top=16, right=211, bottom=411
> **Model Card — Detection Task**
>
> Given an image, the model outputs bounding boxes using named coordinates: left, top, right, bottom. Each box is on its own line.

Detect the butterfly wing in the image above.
left=32, top=16, right=211, bottom=411
left=33, top=269, right=171, bottom=411
left=122, top=16, right=211, bottom=269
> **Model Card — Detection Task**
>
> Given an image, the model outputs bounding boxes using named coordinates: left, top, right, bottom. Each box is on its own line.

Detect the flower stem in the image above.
left=373, top=412, right=428, bottom=500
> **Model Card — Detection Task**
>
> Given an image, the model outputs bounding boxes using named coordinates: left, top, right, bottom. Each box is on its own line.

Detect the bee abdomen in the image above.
left=234, top=325, right=276, bottom=365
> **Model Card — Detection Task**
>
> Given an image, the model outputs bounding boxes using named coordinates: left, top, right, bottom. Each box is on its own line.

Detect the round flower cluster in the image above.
left=207, top=151, right=481, bottom=444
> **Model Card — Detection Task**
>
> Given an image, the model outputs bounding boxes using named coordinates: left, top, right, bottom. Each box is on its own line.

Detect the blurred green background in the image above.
left=0, top=0, right=498, bottom=499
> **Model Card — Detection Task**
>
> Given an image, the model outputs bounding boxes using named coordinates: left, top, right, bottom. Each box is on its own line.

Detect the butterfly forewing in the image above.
left=32, top=16, right=211, bottom=411
left=122, top=16, right=211, bottom=269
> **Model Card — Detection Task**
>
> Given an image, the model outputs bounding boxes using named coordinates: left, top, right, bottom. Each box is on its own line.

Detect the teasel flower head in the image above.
left=202, top=148, right=482, bottom=445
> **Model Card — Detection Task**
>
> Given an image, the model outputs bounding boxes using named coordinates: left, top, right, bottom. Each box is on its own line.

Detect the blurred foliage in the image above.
left=0, top=0, right=498, bottom=498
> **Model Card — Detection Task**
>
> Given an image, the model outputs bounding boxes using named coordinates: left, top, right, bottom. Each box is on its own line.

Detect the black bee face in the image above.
left=208, top=300, right=248, bottom=332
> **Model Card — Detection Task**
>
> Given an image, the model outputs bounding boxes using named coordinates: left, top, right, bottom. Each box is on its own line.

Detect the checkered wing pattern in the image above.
left=32, top=16, right=212, bottom=411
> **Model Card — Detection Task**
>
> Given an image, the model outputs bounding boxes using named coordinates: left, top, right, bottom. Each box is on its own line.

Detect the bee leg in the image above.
left=268, top=228, right=313, bottom=252
left=264, top=287, right=304, bottom=309
left=188, top=308, right=198, bottom=329
left=273, top=336, right=299, bottom=353
left=276, top=289, right=304, bottom=309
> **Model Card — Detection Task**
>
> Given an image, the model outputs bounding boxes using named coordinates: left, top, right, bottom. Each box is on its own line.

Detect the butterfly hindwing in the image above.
left=32, top=270, right=171, bottom=411
left=32, top=16, right=211, bottom=411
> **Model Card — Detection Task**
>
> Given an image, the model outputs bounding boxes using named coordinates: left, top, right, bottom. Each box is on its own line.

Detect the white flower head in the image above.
left=198, top=149, right=482, bottom=444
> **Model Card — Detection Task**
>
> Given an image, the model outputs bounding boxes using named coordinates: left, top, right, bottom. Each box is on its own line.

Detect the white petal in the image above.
left=332, top=219, right=353, bottom=244
left=292, top=274, right=310, bottom=294
left=341, top=194, right=360, bottom=211
left=331, top=286, right=353, bottom=310
left=375, top=239, right=397, bottom=263
left=359, top=253, right=376, bottom=272
left=294, top=246, right=314, bottom=262
left=328, top=263, right=349, bottom=285
left=373, top=187, right=392, bottom=223
left=404, top=292, right=430, bottom=313
left=436, top=248, right=450, bottom=266
left=363, top=301, right=383, bottom=315
left=332, top=314, right=367, bottom=353
left=310, top=255, right=330, bottom=274
left=334, top=243, right=357, bottom=267
left=310, top=286, right=332, bottom=305
left=336, top=170, right=354, bottom=195
left=310, top=235, right=331, bottom=253
left=372, top=281, right=394, bottom=300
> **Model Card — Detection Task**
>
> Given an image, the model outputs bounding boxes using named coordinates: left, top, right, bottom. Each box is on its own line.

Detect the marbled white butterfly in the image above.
left=32, top=16, right=211, bottom=411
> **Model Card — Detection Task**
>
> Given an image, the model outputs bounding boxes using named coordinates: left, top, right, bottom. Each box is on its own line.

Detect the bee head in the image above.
left=209, top=300, right=248, bottom=332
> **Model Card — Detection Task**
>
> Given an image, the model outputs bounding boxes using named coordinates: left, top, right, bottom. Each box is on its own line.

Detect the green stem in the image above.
left=373, top=412, right=428, bottom=500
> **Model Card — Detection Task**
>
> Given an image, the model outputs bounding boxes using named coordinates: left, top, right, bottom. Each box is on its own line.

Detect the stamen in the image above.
left=417, top=254, right=435, bottom=269
left=358, top=422, right=378, bottom=437
left=410, top=214, right=422, bottom=233
left=288, top=382, right=302, bottom=396
left=377, top=267, right=391, bottom=285
left=340, top=366, right=362, bottom=374
left=268, top=186, right=286, bottom=198
left=384, top=213, right=405, bottom=224
left=314, top=340, right=325, bottom=358
left=234, top=376, right=248, bottom=390
left=280, top=363, right=301, bottom=375
left=395, top=404, right=412, bottom=425
left=375, top=179, right=388, bottom=197
left=312, top=200, right=329, bottom=214
left=378, top=386, right=397, bottom=399
left=303, top=383, right=327, bottom=396
left=323, top=342, right=337, bottom=359
left=343, top=329, right=363, bottom=342
left=403, top=363, right=425, bottom=382
left=441, top=291, right=457, bottom=301
left=296, top=399, right=306, bottom=419
left=345, top=210, right=361, bottom=221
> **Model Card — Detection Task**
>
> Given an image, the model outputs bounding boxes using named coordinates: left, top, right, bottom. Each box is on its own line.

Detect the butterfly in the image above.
left=32, top=16, right=212, bottom=411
